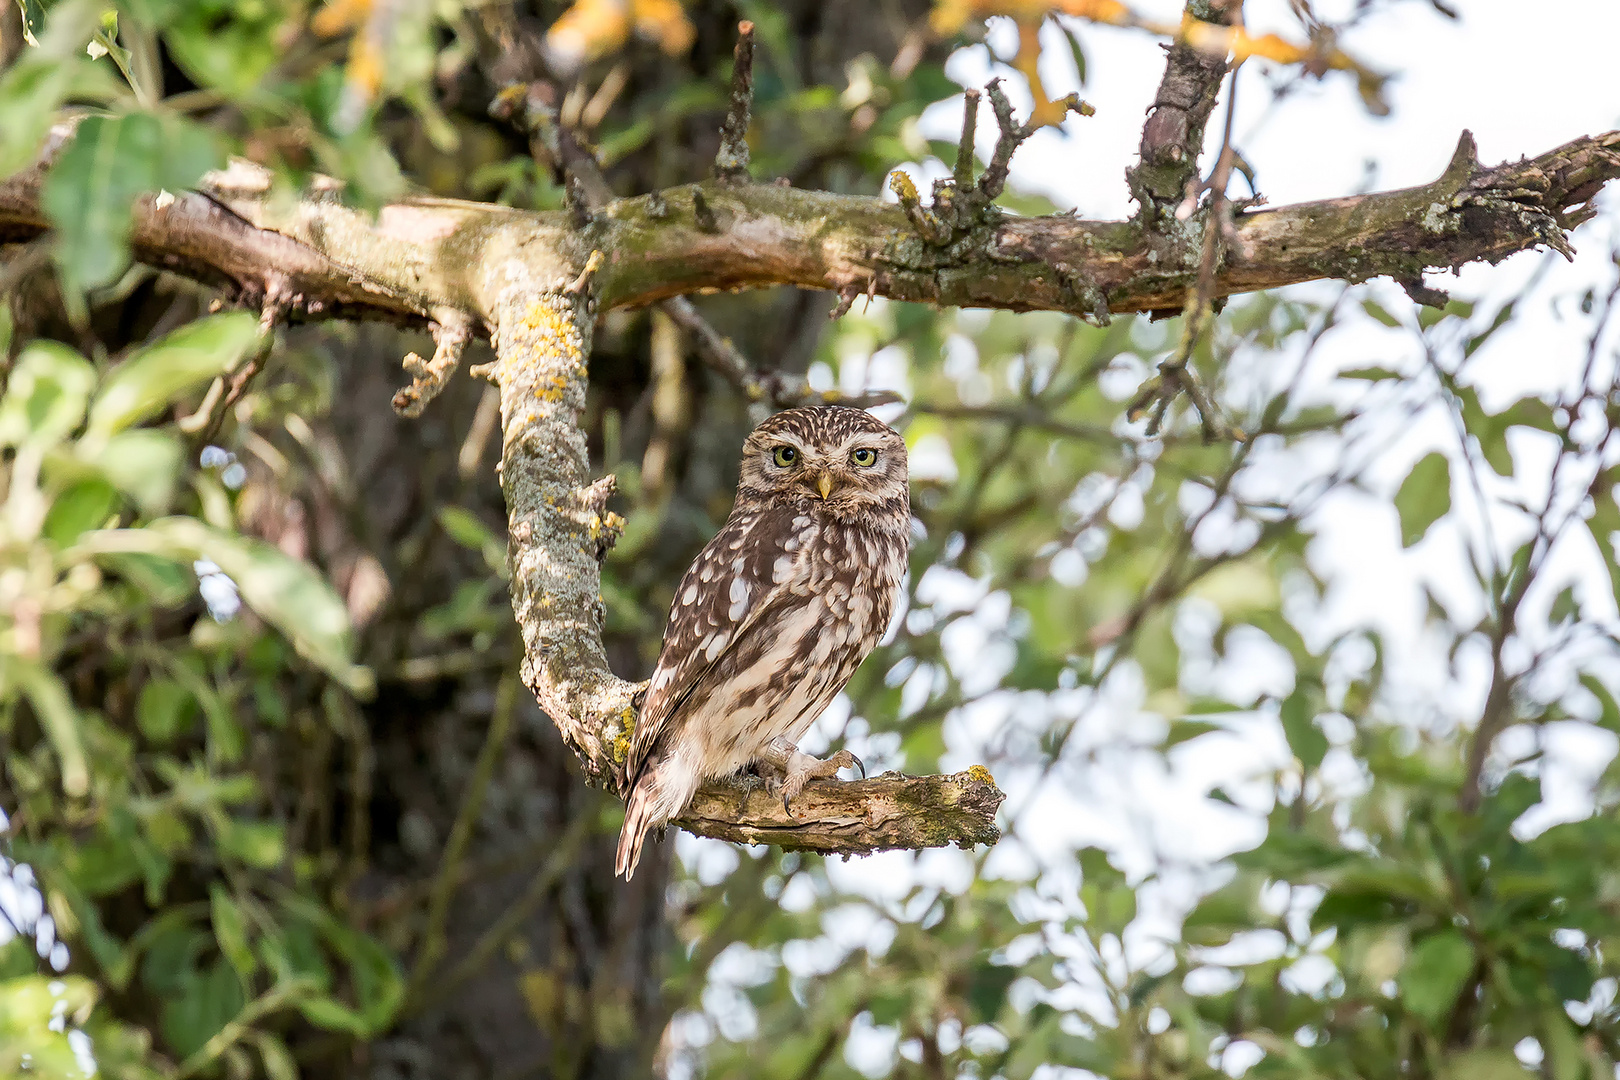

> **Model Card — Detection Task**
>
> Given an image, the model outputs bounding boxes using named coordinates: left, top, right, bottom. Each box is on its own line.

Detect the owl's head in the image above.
left=738, top=406, right=909, bottom=518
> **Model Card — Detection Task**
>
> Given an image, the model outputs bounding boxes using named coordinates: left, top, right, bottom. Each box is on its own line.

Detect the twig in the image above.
left=172, top=979, right=319, bottom=1080
left=661, top=296, right=903, bottom=409
left=977, top=78, right=1036, bottom=202
left=1124, top=0, right=1254, bottom=225
left=953, top=88, right=980, bottom=190
left=183, top=278, right=291, bottom=445
left=713, top=20, right=756, bottom=184
left=1126, top=62, right=1246, bottom=440
left=403, top=669, right=519, bottom=1007
left=392, top=307, right=476, bottom=418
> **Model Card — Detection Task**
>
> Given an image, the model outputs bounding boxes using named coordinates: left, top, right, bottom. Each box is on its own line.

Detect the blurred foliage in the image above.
left=3, top=1, right=1619, bottom=1080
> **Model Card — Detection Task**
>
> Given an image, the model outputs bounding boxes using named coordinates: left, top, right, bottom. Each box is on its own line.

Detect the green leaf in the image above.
left=4, top=657, right=89, bottom=796
left=210, top=885, right=257, bottom=978
left=0, top=341, right=95, bottom=448
left=1395, top=452, right=1451, bottom=548
left=42, top=478, right=119, bottom=546
left=161, top=959, right=244, bottom=1060
left=1439, top=1049, right=1530, bottom=1080
left=1549, top=585, right=1579, bottom=626
left=1339, top=365, right=1402, bottom=381
left=76, top=428, right=181, bottom=512
left=964, top=960, right=1018, bottom=1023
left=136, top=678, right=196, bottom=743
left=87, top=312, right=259, bottom=437
left=277, top=896, right=403, bottom=1036
left=437, top=505, right=508, bottom=576
left=0, top=975, right=99, bottom=1077
left=42, top=111, right=224, bottom=292
left=1398, top=930, right=1475, bottom=1024
left=216, top=819, right=285, bottom=870
left=1580, top=673, right=1620, bottom=735
left=1164, top=718, right=1223, bottom=749
left=1280, top=684, right=1328, bottom=770
left=75, top=516, right=370, bottom=692
left=1360, top=298, right=1402, bottom=327
left=0, top=55, right=76, bottom=180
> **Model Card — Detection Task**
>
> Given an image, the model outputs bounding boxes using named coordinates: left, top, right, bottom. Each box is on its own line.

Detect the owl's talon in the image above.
left=762, top=739, right=864, bottom=817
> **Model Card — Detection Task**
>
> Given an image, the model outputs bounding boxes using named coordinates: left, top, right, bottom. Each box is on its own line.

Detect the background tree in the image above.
left=3, top=1, right=1620, bottom=1079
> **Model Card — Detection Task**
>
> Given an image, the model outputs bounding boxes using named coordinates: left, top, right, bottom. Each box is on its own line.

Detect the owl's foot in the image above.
left=759, top=738, right=865, bottom=815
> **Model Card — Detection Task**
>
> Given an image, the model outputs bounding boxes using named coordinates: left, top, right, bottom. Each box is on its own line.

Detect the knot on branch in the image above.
left=393, top=309, right=475, bottom=418
left=1413, top=129, right=1591, bottom=264
left=579, top=475, right=624, bottom=561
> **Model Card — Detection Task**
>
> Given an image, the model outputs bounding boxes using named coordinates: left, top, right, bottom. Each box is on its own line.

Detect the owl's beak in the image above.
left=815, top=472, right=836, bottom=500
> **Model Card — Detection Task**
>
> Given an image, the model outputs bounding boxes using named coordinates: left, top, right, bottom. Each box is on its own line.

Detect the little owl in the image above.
left=615, top=405, right=911, bottom=879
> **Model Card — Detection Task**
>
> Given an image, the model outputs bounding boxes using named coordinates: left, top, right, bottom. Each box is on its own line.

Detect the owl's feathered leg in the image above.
left=758, top=737, right=865, bottom=815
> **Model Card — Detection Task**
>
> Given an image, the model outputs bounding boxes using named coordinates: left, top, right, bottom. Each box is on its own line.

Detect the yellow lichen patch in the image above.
left=966, top=764, right=994, bottom=785
left=888, top=170, right=919, bottom=202
left=610, top=705, right=637, bottom=763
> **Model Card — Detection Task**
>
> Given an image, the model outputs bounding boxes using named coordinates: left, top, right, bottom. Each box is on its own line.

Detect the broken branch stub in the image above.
left=713, top=20, right=757, bottom=184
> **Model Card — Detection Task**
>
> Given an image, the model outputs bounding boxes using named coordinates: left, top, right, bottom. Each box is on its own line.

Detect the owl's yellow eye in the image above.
left=850, top=448, right=877, bottom=467
left=772, top=445, right=798, bottom=467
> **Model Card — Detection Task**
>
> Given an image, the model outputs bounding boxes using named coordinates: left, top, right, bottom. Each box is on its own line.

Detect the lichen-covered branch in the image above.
left=679, top=768, right=1004, bottom=855
left=5, top=126, right=1617, bottom=333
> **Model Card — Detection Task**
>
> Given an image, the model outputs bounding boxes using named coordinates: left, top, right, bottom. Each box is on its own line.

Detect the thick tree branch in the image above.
left=5, top=127, right=1615, bottom=333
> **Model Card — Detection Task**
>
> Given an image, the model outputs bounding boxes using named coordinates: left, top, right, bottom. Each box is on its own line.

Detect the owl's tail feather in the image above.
left=616, top=776, right=659, bottom=880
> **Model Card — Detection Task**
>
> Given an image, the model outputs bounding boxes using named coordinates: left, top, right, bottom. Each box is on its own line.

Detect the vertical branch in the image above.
left=953, top=88, right=981, bottom=190
left=713, top=20, right=756, bottom=183
left=1125, top=0, right=1244, bottom=225
left=475, top=263, right=636, bottom=790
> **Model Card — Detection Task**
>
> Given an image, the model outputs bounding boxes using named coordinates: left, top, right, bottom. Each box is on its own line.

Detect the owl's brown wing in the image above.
left=626, top=505, right=810, bottom=785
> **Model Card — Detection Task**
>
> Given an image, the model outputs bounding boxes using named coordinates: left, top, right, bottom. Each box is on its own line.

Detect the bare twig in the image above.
left=714, top=20, right=756, bottom=184
left=1127, top=61, right=1246, bottom=440
left=661, top=296, right=904, bottom=409
left=953, top=88, right=981, bottom=190
left=978, top=78, right=1037, bottom=202
left=392, top=307, right=476, bottom=418
left=183, top=276, right=291, bottom=444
